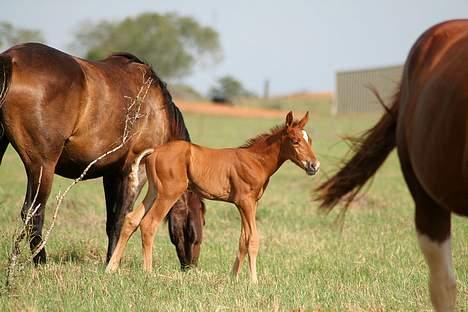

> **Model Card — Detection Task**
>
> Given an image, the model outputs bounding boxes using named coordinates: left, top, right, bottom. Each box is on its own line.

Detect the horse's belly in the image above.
left=55, top=139, right=130, bottom=179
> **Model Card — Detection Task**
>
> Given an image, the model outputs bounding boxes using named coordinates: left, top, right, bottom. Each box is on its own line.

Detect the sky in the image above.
left=1, top=1, right=468, bottom=96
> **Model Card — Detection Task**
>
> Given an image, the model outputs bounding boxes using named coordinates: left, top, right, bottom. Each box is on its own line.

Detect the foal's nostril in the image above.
left=313, top=161, right=320, bottom=172
left=305, top=160, right=320, bottom=175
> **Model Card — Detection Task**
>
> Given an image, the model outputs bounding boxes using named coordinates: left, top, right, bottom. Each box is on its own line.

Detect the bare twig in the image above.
left=5, top=74, right=153, bottom=289
left=31, top=74, right=153, bottom=260
left=6, top=167, right=43, bottom=288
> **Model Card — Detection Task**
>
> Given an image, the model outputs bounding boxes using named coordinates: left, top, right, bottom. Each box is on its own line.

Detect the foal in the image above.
left=106, top=112, right=320, bottom=282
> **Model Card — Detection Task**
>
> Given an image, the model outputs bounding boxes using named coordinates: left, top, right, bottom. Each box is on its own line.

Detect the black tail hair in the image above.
left=0, top=55, right=12, bottom=108
left=315, top=88, right=400, bottom=212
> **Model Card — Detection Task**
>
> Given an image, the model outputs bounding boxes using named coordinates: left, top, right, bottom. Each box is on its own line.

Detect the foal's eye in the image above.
left=293, top=141, right=299, bottom=145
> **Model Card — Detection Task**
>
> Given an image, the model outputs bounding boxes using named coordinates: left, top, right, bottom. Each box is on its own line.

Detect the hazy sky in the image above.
left=1, top=1, right=467, bottom=95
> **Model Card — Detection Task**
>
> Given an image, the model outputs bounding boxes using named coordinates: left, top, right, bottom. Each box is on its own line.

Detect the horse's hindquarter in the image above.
left=57, top=57, right=167, bottom=178
left=400, top=27, right=468, bottom=214
left=2, top=44, right=85, bottom=165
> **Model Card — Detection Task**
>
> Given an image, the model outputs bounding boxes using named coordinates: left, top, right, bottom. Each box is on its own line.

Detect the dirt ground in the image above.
left=175, top=92, right=333, bottom=118
left=175, top=100, right=287, bottom=118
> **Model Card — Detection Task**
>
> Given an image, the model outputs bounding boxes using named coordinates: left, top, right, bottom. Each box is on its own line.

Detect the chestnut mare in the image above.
left=0, top=43, right=204, bottom=268
left=106, top=112, right=320, bottom=282
left=316, top=20, right=468, bottom=311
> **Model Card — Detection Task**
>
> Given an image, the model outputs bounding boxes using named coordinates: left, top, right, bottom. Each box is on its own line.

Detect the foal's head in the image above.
left=281, top=111, right=320, bottom=176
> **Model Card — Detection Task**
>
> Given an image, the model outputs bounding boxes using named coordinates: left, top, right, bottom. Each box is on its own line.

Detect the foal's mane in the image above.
left=240, top=124, right=285, bottom=148
left=240, top=119, right=304, bottom=148
left=110, top=52, right=190, bottom=142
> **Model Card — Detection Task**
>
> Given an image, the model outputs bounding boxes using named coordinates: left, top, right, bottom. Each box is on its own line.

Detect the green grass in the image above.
left=239, top=96, right=333, bottom=116
left=0, top=110, right=466, bottom=311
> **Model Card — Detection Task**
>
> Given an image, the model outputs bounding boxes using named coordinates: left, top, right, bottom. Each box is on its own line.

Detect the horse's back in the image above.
left=0, top=43, right=166, bottom=178
left=398, top=20, right=468, bottom=214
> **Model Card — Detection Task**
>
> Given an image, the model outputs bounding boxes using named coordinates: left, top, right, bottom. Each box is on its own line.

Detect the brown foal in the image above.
left=106, top=111, right=320, bottom=282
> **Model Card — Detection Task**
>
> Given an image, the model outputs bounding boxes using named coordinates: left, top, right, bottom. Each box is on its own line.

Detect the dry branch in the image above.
left=5, top=74, right=154, bottom=290
left=5, top=167, right=43, bottom=288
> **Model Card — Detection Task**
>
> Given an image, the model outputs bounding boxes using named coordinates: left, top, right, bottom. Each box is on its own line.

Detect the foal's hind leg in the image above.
left=103, top=164, right=147, bottom=263
left=140, top=186, right=187, bottom=272
left=105, top=185, right=155, bottom=272
left=400, top=159, right=456, bottom=311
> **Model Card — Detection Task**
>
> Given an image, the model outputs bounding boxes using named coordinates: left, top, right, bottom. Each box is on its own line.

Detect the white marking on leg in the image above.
left=417, top=233, right=456, bottom=311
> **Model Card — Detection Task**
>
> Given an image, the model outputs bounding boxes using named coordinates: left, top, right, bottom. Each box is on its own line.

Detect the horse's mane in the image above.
left=240, top=119, right=304, bottom=148
left=110, top=52, right=190, bottom=142
left=240, top=124, right=285, bottom=148
left=110, top=52, right=146, bottom=64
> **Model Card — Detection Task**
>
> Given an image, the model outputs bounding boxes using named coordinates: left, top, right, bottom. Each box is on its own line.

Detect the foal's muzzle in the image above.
left=305, top=160, right=320, bottom=176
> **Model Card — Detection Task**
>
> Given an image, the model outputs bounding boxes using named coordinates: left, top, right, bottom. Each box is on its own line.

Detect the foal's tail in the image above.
left=0, top=54, right=12, bottom=109
left=314, top=87, right=400, bottom=212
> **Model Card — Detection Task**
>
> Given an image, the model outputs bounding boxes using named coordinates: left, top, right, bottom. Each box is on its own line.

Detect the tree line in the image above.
left=0, top=13, right=255, bottom=103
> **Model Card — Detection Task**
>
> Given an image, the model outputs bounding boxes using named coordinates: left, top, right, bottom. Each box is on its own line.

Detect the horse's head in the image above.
left=281, top=111, right=320, bottom=176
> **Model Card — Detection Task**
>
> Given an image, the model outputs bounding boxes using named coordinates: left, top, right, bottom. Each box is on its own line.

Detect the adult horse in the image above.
left=0, top=42, right=204, bottom=268
left=316, top=20, right=468, bottom=311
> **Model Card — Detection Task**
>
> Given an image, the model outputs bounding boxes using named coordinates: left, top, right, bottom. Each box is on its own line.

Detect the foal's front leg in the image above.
left=233, top=200, right=259, bottom=283
left=232, top=225, right=247, bottom=278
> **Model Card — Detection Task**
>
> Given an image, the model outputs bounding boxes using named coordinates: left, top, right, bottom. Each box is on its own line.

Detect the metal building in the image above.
left=334, top=64, right=403, bottom=114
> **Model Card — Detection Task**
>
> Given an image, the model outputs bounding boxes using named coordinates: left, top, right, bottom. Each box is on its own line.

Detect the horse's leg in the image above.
left=105, top=202, right=147, bottom=272
left=233, top=200, right=259, bottom=283
left=21, top=163, right=56, bottom=264
left=103, top=174, right=123, bottom=262
left=417, top=224, right=455, bottom=312
left=140, top=187, right=187, bottom=272
left=231, top=223, right=247, bottom=279
left=106, top=166, right=155, bottom=272
left=103, top=165, right=146, bottom=262
left=400, top=159, right=456, bottom=311
left=244, top=201, right=259, bottom=283
left=416, top=204, right=455, bottom=311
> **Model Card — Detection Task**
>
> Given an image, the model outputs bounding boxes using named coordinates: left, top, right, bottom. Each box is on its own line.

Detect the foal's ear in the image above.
left=297, top=111, right=309, bottom=129
left=285, top=111, right=294, bottom=127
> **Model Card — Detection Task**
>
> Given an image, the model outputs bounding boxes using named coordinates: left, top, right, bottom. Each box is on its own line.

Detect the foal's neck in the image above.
left=246, top=132, right=285, bottom=177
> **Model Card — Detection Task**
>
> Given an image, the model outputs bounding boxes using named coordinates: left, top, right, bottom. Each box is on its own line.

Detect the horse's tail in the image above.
left=315, top=87, right=400, bottom=212
left=0, top=54, right=12, bottom=165
left=0, top=133, right=8, bottom=166
left=0, top=54, right=12, bottom=109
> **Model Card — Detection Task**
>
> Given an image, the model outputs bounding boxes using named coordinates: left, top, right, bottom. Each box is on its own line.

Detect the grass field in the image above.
left=0, top=108, right=466, bottom=311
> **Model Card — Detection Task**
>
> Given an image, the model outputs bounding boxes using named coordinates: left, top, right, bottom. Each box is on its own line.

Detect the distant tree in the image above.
left=0, top=22, right=46, bottom=49
left=71, top=13, right=222, bottom=80
left=208, top=75, right=255, bottom=104
left=169, top=83, right=205, bottom=101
